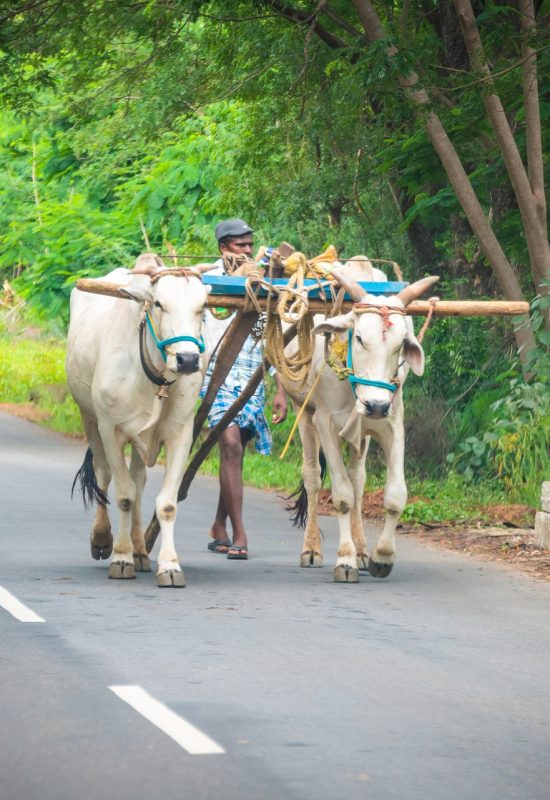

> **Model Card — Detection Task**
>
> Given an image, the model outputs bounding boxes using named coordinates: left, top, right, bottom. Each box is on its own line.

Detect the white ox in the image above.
left=287, top=258, right=438, bottom=582
left=66, top=254, right=212, bottom=587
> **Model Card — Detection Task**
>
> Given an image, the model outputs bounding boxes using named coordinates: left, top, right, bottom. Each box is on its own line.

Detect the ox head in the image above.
left=314, top=274, right=439, bottom=420
left=120, top=254, right=213, bottom=375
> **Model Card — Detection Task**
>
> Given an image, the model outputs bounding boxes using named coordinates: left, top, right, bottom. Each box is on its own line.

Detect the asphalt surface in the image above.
left=1, top=412, right=550, bottom=800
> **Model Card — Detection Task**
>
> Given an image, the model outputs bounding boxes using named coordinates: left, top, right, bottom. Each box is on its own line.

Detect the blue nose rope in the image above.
left=346, top=329, right=397, bottom=395
left=146, top=311, right=205, bottom=363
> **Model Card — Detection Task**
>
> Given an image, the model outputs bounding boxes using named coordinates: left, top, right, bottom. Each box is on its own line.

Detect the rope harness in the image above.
left=416, top=296, right=440, bottom=344
left=325, top=299, right=439, bottom=397
left=144, top=310, right=205, bottom=361
left=138, top=269, right=206, bottom=393
left=337, top=305, right=407, bottom=396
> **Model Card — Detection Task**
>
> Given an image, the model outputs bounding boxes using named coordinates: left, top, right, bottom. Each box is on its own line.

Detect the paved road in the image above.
left=1, top=412, right=550, bottom=800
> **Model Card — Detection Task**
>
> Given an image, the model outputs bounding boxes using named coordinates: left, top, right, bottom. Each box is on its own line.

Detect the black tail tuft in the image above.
left=71, top=447, right=109, bottom=510
left=285, top=450, right=327, bottom=529
left=285, top=480, right=308, bottom=529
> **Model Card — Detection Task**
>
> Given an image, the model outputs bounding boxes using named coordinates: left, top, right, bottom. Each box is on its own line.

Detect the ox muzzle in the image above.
left=362, top=399, right=391, bottom=419
left=145, top=312, right=205, bottom=374
left=175, top=351, right=201, bottom=374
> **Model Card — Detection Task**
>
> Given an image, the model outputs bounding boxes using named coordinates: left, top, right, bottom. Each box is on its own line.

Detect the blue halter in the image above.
left=146, top=311, right=205, bottom=363
left=346, top=329, right=397, bottom=395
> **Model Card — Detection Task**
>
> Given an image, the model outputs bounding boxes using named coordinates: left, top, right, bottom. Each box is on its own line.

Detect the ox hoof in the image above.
left=157, top=570, right=186, bottom=588
left=367, top=558, right=394, bottom=579
left=300, top=550, right=323, bottom=568
left=357, top=554, right=369, bottom=571
left=334, top=565, right=359, bottom=583
left=108, top=561, right=136, bottom=580
left=91, top=542, right=113, bottom=561
left=133, top=553, right=151, bottom=572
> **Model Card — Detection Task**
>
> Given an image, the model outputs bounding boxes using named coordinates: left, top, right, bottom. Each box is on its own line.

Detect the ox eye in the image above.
left=154, top=301, right=163, bottom=310
left=355, top=334, right=363, bottom=344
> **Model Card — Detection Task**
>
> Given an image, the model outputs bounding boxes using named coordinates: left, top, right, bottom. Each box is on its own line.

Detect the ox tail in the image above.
left=285, top=450, right=327, bottom=529
left=71, top=447, right=109, bottom=510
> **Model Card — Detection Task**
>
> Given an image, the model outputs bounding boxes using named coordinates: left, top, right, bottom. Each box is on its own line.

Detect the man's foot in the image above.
left=227, top=545, right=248, bottom=560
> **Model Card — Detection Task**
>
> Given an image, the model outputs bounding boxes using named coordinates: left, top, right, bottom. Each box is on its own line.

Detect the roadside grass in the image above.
left=0, top=331, right=83, bottom=435
left=400, top=473, right=512, bottom=526
left=1, top=327, right=514, bottom=525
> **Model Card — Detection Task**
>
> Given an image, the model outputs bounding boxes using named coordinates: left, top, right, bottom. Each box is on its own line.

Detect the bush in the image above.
left=448, top=380, right=549, bottom=506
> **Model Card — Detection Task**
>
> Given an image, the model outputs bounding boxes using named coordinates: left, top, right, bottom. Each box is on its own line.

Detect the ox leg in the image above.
left=316, top=416, right=358, bottom=583
left=369, top=425, right=406, bottom=579
left=99, top=430, right=137, bottom=580
left=348, top=439, right=370, bottom=572
left=297, top=407, right=323, bottom=568
left=129, top=446, right=150, bottom=573
left=84, top=418, right=113, bottom=561
left=154, top=428, right=193, bottom=588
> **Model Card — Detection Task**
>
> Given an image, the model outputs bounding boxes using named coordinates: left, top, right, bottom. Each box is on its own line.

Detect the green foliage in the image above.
left=448, top=380, right=549, bottom=505
left=447, top=290, right=550, bottom=504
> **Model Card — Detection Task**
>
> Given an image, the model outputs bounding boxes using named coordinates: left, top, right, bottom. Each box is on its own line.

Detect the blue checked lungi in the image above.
left=202, top=264, right=272, bottom=454
left=204, top=380, right=272, bottom=455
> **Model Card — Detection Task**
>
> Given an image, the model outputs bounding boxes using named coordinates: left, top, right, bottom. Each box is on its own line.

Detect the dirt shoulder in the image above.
left=0, top=402, right=52, bottom=423
left=317, top=489, right=550, bottom=582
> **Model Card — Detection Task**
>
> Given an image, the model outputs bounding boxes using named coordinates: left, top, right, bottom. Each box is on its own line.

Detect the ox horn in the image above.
left=395, top=275, right=440, bottom=307
left=131, top=253, right=166, bottom=276
left=329, top=266, right=367, bottom=303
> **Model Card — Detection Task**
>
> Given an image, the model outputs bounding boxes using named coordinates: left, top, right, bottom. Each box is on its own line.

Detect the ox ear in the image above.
left=313, top=312, right=355, bottom=335
left=402, top=331, right=425, bottom=376
left=119, top=274, right=154, bottom=303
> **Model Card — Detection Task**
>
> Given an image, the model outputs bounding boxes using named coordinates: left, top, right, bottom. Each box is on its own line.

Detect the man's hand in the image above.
left=271, top=386, right=288, bottom=425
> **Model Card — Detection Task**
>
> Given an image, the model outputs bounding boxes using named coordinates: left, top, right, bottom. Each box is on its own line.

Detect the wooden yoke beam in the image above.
left=75, top=279, right=530, bottom=316
left=204, top=295, right=530, bottom=317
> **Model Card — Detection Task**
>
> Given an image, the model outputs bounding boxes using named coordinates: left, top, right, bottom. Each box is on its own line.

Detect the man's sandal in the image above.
left=227, top=545, right=248, bottom=560
left=207, top=538, right=232, bottom=554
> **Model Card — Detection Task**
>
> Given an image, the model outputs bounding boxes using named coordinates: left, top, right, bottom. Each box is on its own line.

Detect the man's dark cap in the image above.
left=215, top=218, right=253, bottom=241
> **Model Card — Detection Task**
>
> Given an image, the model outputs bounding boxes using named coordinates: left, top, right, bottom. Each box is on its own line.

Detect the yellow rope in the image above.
left=416, top=296, right=440, bottom=343
left=263, top=312, right=314, bottom=385
left=279, top=362, right=326, bottom=460
left=264, top=252, right=315, bottom=386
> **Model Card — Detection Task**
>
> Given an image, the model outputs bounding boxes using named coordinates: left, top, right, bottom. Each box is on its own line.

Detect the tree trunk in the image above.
left=350, top=0, right=536, bottom=366
left=454, top=0, right=550, bottom=323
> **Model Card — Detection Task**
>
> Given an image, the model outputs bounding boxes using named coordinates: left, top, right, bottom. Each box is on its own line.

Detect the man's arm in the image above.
left=271, top=374, right=288, bottom=425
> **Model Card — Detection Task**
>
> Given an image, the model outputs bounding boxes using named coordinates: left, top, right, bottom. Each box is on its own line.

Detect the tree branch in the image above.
left=520, top=0, right=547, bottom=230
left=321, top=4, right=366, bottom=40
left=261, top=0, right=348, bottom=49
left=454, top=0, right=550, bottom=298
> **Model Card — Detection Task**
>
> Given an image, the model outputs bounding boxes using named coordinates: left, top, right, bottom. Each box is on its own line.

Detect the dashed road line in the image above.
left=0, top=586, right=45, bottom=623
left=109, top=685, right=225, bottom=755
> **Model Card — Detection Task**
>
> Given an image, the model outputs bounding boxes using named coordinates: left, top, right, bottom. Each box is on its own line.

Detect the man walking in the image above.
left=202, top=219, right=287, bottom=559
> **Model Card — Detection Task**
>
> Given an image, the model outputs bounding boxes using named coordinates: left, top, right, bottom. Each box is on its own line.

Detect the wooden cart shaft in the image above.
left=74, top=279, right=530, bottom=317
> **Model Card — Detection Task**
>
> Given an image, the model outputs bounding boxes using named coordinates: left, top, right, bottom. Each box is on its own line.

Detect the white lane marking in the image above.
left=0, top=586, right=45, bottom=622
left=109, top=685, right=225, bottom=755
